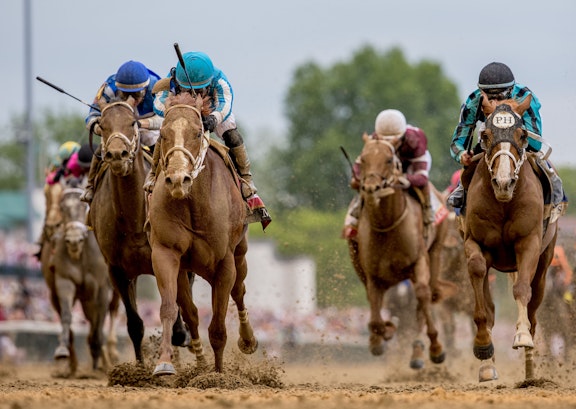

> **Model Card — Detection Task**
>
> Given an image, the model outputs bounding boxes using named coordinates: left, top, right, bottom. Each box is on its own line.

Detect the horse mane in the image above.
left=165, top=92, right=210, bottom=116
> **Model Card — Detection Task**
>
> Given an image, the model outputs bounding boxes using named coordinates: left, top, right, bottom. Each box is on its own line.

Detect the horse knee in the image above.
left=468, top=255, right=486, bottom=278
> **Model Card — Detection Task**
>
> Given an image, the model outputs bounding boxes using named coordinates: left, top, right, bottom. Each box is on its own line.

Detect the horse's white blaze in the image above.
left=494, top=142, right=513, bottom=185
left=171, top=118, right=190, bottom=168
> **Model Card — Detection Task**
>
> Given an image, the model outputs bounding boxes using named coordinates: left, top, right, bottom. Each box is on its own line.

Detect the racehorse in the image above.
left=148, top=92, right=257, bottom=376
left=459, top=94, right=558, bottom=381
left=346, top=133, right=449, bottom=369
left=87, top=96, right=191, bottom=364
left=49, top=187, right=114, bottom=375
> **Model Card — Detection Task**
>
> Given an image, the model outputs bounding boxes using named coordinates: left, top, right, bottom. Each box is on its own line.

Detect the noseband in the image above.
left=162, top=104, right=209, bottom=181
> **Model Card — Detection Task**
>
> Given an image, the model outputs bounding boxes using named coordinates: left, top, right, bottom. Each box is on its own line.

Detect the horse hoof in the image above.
left=153, top=362, right=176, bottom=376
left=410, top=340, right=425, bottom=369
left=410, top=358, right=425, bottom=370
left=54, top=346, right=70, bottom=359
left=430, top=350, right=446, bottom=364
left=238, top=337, right=258, bottom=354
left=473, top=343, right=494, bottom=360
left=512, top=331, right=534, bottom=349
left=479, top=360, right=499, bottom=382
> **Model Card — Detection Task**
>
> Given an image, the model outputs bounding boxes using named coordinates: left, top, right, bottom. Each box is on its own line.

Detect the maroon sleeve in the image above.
left=402, top=125, right=427, bottom=158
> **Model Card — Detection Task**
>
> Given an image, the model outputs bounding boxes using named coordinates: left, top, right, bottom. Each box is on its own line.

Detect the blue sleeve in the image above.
left=450, top=90, right=483, bottom=163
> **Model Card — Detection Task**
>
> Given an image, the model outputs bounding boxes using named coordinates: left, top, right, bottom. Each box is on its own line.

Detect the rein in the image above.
left=162, top=104, right=209, bottom=181
left=100, top=101, right=140, bottom=163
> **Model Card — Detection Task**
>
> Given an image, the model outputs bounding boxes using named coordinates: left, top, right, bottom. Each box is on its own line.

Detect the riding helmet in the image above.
left=77, top=143, right=96, bottom=169
left=175, top=51, right=214, bottom=89
left=57, top=141, right=81, bottom=164
left=477, top=62, right=515, bottom=90
left=115, top=60, right=150, bottom=92
left=375, top=109, right=407, bottom=139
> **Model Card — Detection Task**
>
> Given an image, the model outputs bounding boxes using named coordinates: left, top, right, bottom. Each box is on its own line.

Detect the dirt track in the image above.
left=2, top=342, right=576, bottom=409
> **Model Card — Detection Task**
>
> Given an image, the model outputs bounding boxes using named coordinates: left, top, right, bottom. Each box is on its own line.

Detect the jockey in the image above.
left=80, top=60, right=163, bottom=203
left=149, top=50, right=271, bottom=227
left=447, top=62, right=566, bottom=215
left=342, top=109, right=434, bottom=239
left=45, top=141, right=81, bottom=185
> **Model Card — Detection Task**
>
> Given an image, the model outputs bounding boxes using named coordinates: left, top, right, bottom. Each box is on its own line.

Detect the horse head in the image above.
left=94, top=96, right=140, bottom=177
left=160, top=92, right=208, bottom=199
left=59, top=188, right=88, bottom=260
left=44, top=182, right=64, bottom=239
left=480, top=94, right=532, bottom=202
left=359, top=132, right=405, bottom=200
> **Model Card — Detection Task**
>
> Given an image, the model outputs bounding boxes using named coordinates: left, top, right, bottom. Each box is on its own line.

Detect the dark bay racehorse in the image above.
left=347, top=133, right=448, bottom=369
left=49, top=187, right=114, bottom=375
left=88, top=97, right=190, bottom=363
left=148, top=92, right=257, bottom=375
left=460, top=95, right=558, bottom=381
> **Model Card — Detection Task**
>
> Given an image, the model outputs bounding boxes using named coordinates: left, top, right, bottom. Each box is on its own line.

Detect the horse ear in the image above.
left=362, top=132, right=370, bottom=143
left=516, top=94, right=532, bottom=115
left=480, top=91, right=497, bottom=115
left=125, top=95, right=138, bottom=109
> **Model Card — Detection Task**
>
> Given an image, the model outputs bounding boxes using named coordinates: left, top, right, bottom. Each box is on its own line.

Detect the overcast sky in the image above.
left=3, top=0, right=576, bottom=165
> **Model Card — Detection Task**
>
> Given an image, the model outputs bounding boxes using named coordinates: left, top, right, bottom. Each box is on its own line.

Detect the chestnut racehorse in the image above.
left=148, top=92, right=257, bottom=376
left=460, top=95, right=558, bottom=381
left=87, top=97, right=191, bottom=363
left=347, top=133, right=448, bottom=369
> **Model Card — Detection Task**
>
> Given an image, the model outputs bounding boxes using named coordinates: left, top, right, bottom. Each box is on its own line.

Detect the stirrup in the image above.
left=246, top=194, right=272, bottom=230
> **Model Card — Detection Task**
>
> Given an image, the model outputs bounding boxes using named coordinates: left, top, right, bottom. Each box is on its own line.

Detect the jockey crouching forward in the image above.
left=342, top=109, right=434, bottom=240
left=149, top=50, right=271, bottom=229
left=80, top=60, right=163, bottom=203
left=447, top=61, right=567, bottom=220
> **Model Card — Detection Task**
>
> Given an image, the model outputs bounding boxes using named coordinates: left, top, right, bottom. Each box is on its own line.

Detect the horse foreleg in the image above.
left=54, top=277, right=75, bottom=363
left=412, top=252, right=444, bottom=366
left=152, top=246, right=181, bottom=376
left=365, top=279, right=390, bottom=355
left=109, top=267, right=144, bottom=362
left=104, top=289, right=120, bottom=365
left=176, top=271, right=207, bottom=367
left=465, top=240, right=494, bottom=358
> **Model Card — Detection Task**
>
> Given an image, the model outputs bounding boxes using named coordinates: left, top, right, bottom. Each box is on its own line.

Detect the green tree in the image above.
left=265, top=45, right=462, bottom=212
left=0, top=109, right=88, bottom=190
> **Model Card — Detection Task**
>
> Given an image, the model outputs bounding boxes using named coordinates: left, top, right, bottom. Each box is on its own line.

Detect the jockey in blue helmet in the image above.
left=81, top=60, right=163, bottom=203
left=150, top=51, right=271, bottom=228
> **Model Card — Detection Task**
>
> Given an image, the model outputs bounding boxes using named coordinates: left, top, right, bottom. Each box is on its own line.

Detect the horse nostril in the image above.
left=104, top=151, right=113, bottom=161
left=121, top=150, right=130, bottom=160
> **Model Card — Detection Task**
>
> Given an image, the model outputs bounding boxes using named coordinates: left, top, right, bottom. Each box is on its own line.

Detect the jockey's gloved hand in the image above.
left=202, top=115, right=217, bottom=132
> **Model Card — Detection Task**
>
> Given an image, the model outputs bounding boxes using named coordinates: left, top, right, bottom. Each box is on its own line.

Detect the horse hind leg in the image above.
left=237, top=309, right=258, bottom=354
left=231, top=251, right=258, bottom=355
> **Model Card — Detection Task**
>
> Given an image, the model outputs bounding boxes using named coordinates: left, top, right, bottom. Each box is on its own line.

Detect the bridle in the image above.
left=99, top=101, right=140, bottom=163
left=161, top=104, right=209, bottom=181
left=360, top=138, right=410, bottom=232
left=482, top=107, right=527, bottom=182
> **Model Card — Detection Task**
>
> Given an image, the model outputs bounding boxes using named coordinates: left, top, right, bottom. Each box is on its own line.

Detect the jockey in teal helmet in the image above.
left=150, top=50, right=271, bottom=229
left=81, top=60, right=163, bottom=204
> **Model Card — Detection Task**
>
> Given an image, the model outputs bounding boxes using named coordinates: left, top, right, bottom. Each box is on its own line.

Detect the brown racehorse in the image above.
left=347, top=133, right=448, bottom=369
left=87, top=97, right=191, bottom=363
left=49, top=187, right=113, bottom=375
left=148, top=92, right=257, bottom=376
left=460, top=94, right=558, bottom=381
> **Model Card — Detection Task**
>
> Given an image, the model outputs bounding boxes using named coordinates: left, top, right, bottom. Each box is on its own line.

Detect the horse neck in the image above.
left=362, top=189, right=407, bottom=231
left=108, top=148, right=147, bottom=221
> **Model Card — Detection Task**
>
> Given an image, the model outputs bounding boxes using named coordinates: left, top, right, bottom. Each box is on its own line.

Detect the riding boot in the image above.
left=539, top=157, right=568, bottom=222
left=223, top=128, right=271, bottom=228
left=229, top=144, right=257, bottom=199
left=447, top=184, right=465, bottom=209
left=80, top=146, right=102, bottom=203
left=144, top=138, right=162, bottom=193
